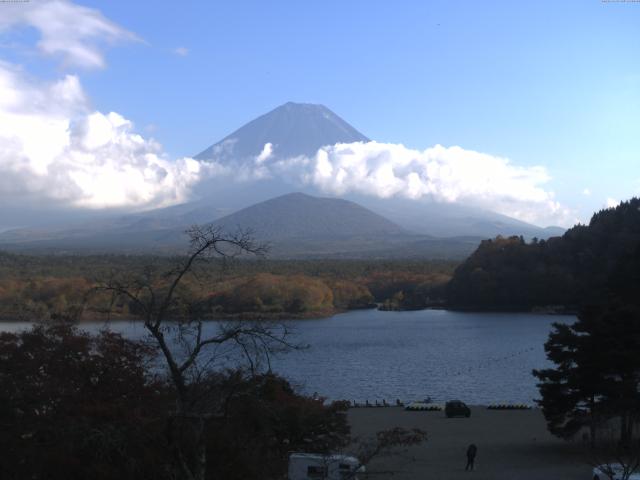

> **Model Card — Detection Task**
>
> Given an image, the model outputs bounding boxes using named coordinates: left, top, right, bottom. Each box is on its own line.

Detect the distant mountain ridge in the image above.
left=349, top=195, right=565, bottom=239
left=0, top=192, right=481, bottom=259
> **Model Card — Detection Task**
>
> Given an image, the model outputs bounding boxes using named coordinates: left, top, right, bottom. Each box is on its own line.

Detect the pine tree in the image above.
left=534, top=305, right=640, bottom=445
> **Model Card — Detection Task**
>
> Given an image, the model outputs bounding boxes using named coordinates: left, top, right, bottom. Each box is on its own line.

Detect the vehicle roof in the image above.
left=289, top=453, right=359, bottom=462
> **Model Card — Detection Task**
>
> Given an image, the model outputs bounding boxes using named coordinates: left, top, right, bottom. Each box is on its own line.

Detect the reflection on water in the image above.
left=0, top=309, right=573, bottom=404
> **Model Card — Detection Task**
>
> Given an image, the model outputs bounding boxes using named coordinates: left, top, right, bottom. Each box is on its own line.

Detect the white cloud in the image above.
left=0, top=62, right=222, bottom=210
left=256, top=142, right=273, bottom=164
left=206, top=140, right=572, bottom=226
left=0, top=0, right=138, bottom=69
left=0, top=1, right=221, bottom=211
left=208, top=141, right=572, bottom=226
left=606, top=197, right=620, bottom=209
left=582, top=188, right=591, bottom=196
left=172, top=46, right=189, bottom=57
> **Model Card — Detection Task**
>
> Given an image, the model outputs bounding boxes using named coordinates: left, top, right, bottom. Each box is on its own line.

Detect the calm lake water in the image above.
left=0, top=309, right=574, bottom=405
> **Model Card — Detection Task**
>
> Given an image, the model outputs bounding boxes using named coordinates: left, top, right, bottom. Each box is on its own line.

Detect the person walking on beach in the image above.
left=465, top=444, right=477, bottom=471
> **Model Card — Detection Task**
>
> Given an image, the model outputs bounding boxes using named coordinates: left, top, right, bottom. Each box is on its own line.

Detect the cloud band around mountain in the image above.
left=298, top=142, right=570, bottom=226
left=0, top=0, right=571, bottom=227
left=228, top=141, right=569, bottom=227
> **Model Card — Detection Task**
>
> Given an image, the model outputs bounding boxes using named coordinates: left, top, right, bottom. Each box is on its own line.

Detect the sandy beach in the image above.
left=348, top=406, right=591, bottom=480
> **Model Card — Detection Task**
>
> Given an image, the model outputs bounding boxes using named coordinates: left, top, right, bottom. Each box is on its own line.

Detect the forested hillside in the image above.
left=0, top=253, right=454, bottom=320
left=446, top=198, right=640, bottom=310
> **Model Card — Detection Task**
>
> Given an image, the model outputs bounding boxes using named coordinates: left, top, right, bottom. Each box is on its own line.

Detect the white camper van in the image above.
left=288, top=453, right=364, bottom=480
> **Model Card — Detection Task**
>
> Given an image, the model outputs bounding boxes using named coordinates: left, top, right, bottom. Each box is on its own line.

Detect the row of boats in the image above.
left=347, top=398, right=534, bottom=410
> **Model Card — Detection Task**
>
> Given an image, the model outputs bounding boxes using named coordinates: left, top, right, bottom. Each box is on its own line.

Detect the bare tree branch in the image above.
left=90, top=225, right=305, bottom=480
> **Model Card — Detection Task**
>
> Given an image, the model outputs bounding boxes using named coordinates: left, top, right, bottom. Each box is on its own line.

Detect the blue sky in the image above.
left=1, top=0, right=639, bottom=226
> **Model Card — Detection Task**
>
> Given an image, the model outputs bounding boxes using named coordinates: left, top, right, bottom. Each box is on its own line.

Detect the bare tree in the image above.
left=96, top=225, right=296, bottom=480
left=344, top=427, right=427, bottom=479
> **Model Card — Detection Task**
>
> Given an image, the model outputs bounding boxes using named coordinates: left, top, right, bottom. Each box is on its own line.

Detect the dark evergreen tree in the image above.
left=447, top=197, right=640, bottom=310
left=534, top=305, right=640, bottom=445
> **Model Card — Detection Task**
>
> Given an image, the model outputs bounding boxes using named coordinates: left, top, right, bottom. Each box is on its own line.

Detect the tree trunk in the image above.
left=167, top=399, right=208, bottom=480
left=590, top=396, right=597, bottom=449
left=193, top=431, right=207, bottom=480
left=620, top=413, right=631, bottom=446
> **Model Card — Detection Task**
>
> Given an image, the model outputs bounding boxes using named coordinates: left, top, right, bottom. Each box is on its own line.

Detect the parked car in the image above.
left=445, top=400, right=471, bottom=418
left=288, top=453, right=364, bottom=480
left=592, top=463, right=640, bottom=480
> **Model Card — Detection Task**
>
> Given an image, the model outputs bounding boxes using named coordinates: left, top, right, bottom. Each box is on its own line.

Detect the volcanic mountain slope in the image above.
left=207, top=192, right=479, bottom=258
left=190, top=101, right=563, bottom=239
left=211, top=192, right=404, bottom=239
left=195, top=102, right=369, bottom=162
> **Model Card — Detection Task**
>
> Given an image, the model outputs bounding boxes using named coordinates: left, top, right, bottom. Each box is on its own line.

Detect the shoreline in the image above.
left=442, top=304, right=578, bottom=315
left=0, top=305, right=577, bottom=324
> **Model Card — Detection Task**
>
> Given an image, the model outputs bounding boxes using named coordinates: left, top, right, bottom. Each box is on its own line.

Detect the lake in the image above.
left=0, top=309, right=573, bottom=405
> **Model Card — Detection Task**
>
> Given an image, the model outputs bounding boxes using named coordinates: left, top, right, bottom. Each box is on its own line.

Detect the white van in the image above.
left=288, top=453, right=364, bottom=480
